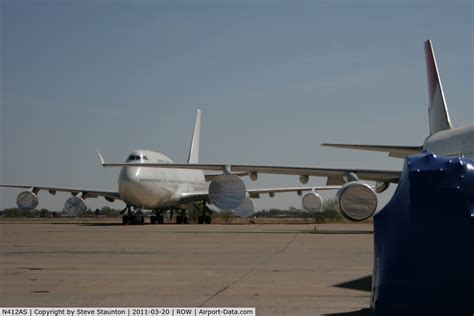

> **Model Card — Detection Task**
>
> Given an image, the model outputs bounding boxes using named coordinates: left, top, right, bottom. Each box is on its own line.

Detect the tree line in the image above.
left=0, top=199, right=343, bottom=221
left=0, top=206, right=121, bottom=218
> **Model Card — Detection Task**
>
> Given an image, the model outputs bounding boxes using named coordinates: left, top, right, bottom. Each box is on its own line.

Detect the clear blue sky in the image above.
left=1, top=1, right=473, bottom=212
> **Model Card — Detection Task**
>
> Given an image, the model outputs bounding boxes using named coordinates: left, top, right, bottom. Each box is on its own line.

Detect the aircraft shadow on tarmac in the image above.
left=310, top=229, right=373, bottom=235
left=323, top=308, right=373, bottom=316
left=77, top=223, right=374, bottom=235
left=325, top=275, right=373, bottom=316
left=333, top=275, right=372, bottom=292
left=323, top=276, right=373, bottom=316
left=78, top=223, right=127, bottom=226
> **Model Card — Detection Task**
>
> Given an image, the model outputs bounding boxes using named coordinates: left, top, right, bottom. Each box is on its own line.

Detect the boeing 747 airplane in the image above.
left=99, top=40, right=473, bottom=223
left=1, top=110, right=336, bottom=224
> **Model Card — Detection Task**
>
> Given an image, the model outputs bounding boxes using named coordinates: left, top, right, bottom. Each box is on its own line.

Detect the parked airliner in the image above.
left=100, top=40, right=473, bottom=223
left=1, top=110, right=336, bottom=224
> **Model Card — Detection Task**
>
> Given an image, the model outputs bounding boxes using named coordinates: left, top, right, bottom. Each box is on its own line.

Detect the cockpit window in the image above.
left=126, top=154, right=148, bottom=162
left=127, top=155, right=139, bottom=162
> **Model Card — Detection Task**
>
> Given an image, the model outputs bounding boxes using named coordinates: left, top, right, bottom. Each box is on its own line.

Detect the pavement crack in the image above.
left=275, top=232, right=298, bottom=254
left=199, top=267, right=255, bottom=307
left=199, top=233, right=299, bottom=307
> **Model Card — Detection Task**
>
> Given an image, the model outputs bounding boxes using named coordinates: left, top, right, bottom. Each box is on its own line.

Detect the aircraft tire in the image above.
left=122, top=215, right=129, bottom=225
left=205, top=216, right=211, bottom=224
left=198, top=216, right=204, bottom=224
left=176, top=215, right=183, bottom=224
left=158, top=215, right=164, bottom=224
left=150, top=216, right=157, bottom=224
left=139, top=216, right=145, bottom=225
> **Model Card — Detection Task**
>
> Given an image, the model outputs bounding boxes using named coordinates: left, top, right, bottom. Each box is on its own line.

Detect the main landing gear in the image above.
left=121, top=205, right=145, bottom=225
left=175, top=209, right=189, bottom=224
left=150, top=210, right=165, bottom=224
left=127, top=201, right=213, bottom=225
left=194, top=201, right=212, bottom=224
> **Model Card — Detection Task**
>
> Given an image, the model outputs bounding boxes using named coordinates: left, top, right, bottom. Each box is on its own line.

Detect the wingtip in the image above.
left=96, top=149, right=105, bottom=165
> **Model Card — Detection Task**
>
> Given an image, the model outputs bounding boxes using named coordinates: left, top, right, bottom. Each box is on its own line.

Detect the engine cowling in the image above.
left=234, top=197, right=255, bottom=217
left=335, top=181, right=377, bottom=221
left=302, top=192, right=323, bottom=213
left=64, top=196, right=87, bottom=217
left=16, top=191, right=39, bottom=210
left=208, top=175, right=246, bottom=210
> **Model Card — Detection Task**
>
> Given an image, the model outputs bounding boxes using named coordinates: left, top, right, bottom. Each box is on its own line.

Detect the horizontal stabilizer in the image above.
left=321, top=143, right=423, bottom=158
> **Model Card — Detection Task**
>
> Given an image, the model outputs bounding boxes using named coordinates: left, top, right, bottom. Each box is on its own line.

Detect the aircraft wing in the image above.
left=99, top=159, right=401, bottom=185
left=204, top=172, right=249, bottom=181
left=178, top=185, right=340, bottom=206
left=321, top=143, right=423, bottom=158
left=0, top=184, right=121, bottom=202
left=245, top=185, right=340, bottom=198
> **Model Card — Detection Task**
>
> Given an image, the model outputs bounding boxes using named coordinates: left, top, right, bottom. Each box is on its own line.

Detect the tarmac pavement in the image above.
left=0, top=220, right=373, bottom=316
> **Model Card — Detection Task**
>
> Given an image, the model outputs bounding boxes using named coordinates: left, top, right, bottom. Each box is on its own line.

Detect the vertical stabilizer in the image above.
left=187, top=109, right=201, bottom=163
left=425, top=39, right=452, bottom=135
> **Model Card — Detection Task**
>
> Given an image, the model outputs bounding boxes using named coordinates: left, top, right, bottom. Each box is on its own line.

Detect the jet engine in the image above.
left=209, top=175, right=246, bottom=210
left=302, top=192, right=323, bottom=213
left=16, top=191, right=39, bottom=210
left=335, top=182, right=377, bottom=221
left=234, top=197, right=255, bottom=217
left=64, top=196, right=87, bottom=217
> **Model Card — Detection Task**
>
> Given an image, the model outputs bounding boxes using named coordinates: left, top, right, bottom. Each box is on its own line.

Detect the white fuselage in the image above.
left=118, top=150, right=206, bottom=209
left=423, top=125, right=474, bottom=159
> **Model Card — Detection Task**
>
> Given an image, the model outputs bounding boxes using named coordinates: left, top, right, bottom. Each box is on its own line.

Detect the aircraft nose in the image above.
left=119, top=167, right=146, bottom=206
left=121, top=167, right=140, bottom=182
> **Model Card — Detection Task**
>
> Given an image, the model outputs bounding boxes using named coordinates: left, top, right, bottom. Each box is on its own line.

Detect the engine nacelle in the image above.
left=302, top=192, right=323, bottom=213
left=234, top=197, right=255, bottom=217
left=209, top=175, right=246, bottom=211
left=336, top=181, right=377, bottom=221
left=64, top=196, right=87, bottom=217
left=16, top=191, right=39, bottom=210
